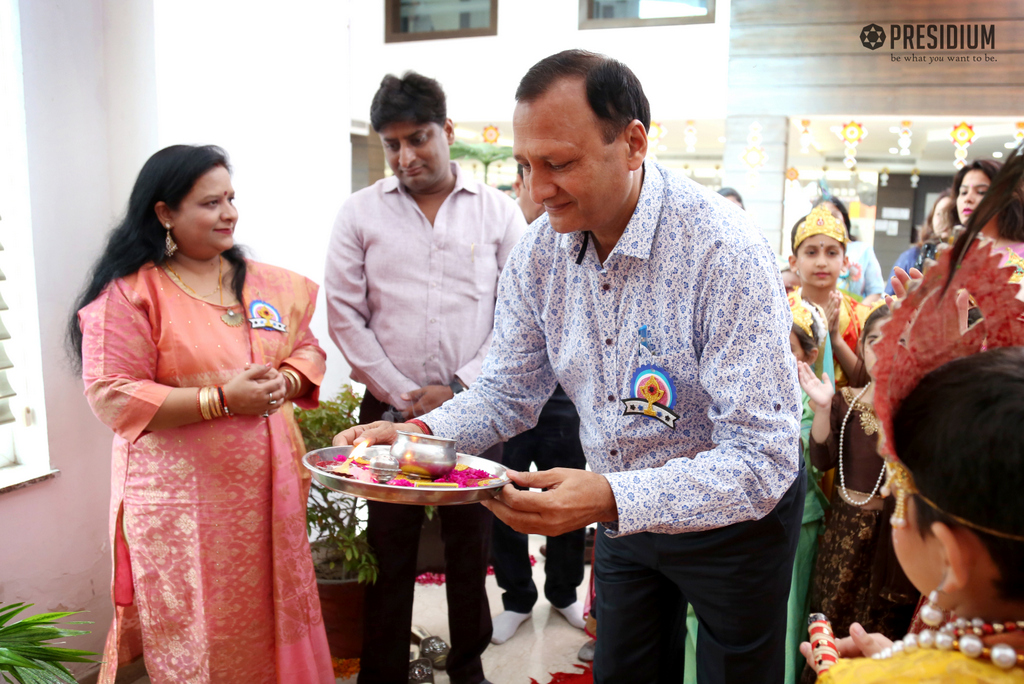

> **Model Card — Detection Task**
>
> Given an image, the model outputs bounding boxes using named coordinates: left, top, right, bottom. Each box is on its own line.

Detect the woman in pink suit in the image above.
left=68, top=145, right=333, bottom=684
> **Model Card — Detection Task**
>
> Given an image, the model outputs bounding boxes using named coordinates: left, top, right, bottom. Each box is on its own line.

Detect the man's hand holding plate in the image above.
left=332, top=420, right=425, bottom=447
left=482, top=467, right=618, bottom=537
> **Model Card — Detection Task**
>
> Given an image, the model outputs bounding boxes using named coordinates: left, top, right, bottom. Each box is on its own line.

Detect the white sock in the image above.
left=490, top=610, right=530, bottom=644
left=555, top=600, right=586, bottom=629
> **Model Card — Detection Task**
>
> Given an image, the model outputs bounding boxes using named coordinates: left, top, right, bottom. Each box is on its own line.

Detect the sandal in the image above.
left=411, top=625, right=450, bottom=671
left=409, top=657, right=434, bottom=683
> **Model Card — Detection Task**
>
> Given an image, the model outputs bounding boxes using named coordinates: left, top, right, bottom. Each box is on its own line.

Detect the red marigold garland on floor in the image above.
left=332, top=657, right=359, bottom=679
left=530, top=664, right=593, bottom=684
left=415, top=556, right=537, bottom=585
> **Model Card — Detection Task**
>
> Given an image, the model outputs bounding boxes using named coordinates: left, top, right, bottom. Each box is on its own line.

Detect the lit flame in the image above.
left=349, top=440, right=369, bottom=462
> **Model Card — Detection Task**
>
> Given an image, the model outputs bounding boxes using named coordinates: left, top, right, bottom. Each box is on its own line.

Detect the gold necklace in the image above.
left=164, top=257, right=222, bottom=298
left=163, top=257, right=244, bottom=327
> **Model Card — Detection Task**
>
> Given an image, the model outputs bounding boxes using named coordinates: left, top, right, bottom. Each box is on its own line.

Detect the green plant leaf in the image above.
left=17, top=613, right=81, bottom=625
left=0, top=629, right=89, bottom=644
left=0, top=650, right=40, bottom=670
left=0, top=606, right=29, bottom=629
left=4, top=645, right=96, bottom=662
left=0, top=602, right=97, bottom=682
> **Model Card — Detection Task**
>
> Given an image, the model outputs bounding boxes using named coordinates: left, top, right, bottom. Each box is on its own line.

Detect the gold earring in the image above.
left=164, top=223, right=178, bottom=257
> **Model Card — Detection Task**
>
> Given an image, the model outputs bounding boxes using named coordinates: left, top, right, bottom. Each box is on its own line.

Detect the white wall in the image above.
left=2, top=0, right=133, bottom=674
left=153, top=0, right=353, bottom=396
left=350, top=0, right=732, bottom=126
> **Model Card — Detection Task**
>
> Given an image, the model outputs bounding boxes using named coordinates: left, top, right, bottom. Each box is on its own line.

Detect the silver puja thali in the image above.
left=302, top=445, right=509, bottom=505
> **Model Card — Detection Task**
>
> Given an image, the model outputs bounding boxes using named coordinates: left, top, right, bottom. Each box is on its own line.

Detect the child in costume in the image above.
left=800, top=144, right=1024, bottom=684
left=779, top=299, right=831, bottom=684
left=788, top=205, right=872, bottom=389
left=797, top=304, right=919, bottom=684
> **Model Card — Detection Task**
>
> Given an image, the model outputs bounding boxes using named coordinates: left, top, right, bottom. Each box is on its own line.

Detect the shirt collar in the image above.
left=383, top=161, right=478, bottom=196
left=559, top=161, right=664, bottom=262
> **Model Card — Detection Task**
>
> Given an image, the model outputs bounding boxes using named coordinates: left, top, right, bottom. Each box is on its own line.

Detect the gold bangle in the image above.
left=281, top=368, right=302, bottom=400
left=201, top=386, right=220, bottom=420
left=208, top=387, right=222, bottom=419
left=199, top=387, right=212, bottom=421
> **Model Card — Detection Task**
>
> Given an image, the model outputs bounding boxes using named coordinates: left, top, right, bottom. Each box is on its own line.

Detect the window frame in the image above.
left=384, top=0, right=499, bottom=43
left=0, top=0, right=55, bottom=494
left=578, top=0, right=716, bottom=30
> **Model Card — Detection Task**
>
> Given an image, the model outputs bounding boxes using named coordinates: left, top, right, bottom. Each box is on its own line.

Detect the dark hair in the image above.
left=861, top=304, right=891, bottom=344
left=847, top=303, right=891, bottom=386
left=718, top=187, right=744, bottom=209
left=948, top=159, right=1009, bottom=231
left=66, top=145, right=246, bottom=369
left=790, top=214, right=847, bottom=255
left=791, top=324, right=816, bottom=357
left=517, top=163, right=524, bottom=179
left=893, top=347, right=1024, bottom=601
left=515, top=49, right=650, bottom=145
left=945, top=145, right=1024, bottom=294
left=918, top=188, right=952, bottom=247
left=369, top=72, right=447, bottom=132
left=813, top=196, right=853, bottom=238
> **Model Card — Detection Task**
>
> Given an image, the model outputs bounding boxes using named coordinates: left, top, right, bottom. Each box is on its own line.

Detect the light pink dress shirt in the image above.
left=326, top=162, right=527, bottom=409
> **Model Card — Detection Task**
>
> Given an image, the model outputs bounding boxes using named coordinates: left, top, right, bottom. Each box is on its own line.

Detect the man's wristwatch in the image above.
left=449, top=379, right=466, bottom=395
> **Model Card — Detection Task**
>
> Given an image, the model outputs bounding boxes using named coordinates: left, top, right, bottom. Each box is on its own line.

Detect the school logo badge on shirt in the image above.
left=622, top=365, right=680, bottom=428
left=248, top=300, right=287, bottom=332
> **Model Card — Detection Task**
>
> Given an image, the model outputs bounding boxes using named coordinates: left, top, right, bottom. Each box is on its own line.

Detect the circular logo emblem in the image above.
left=860, top=23, right=886, bottom=50
left=631, top=367, right=676, bottom=409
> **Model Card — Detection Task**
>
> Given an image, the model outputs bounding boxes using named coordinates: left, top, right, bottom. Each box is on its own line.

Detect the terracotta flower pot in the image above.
left=317, top=577, right=366, bottom=659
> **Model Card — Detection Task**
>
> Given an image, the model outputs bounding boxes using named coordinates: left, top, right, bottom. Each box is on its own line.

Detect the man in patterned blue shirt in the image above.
left=336, top=50, right=804, bottom=683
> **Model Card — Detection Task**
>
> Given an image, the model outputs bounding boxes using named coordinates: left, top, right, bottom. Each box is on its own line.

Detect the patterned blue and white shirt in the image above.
left=423, top=162, right=801, bottom=536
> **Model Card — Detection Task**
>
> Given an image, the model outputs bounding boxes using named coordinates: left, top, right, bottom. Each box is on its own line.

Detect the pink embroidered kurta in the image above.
left=79, top=261, right=333, bottom=684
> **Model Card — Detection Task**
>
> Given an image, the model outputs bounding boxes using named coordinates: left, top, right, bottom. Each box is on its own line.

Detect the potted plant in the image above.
left=0, top=602, right=97, bottom=683
left=295, top=385, right=378, bottom=660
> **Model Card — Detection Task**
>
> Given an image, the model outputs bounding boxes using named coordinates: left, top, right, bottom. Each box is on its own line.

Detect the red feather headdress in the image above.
left=872, top=241, right=1024, bottom=530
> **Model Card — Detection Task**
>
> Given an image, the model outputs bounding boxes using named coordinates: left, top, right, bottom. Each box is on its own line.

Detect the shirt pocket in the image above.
left=450, top=240, right=498, bottom=301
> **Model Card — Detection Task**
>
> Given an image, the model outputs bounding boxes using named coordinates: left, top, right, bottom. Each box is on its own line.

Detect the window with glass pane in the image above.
left=580, top=0, right=714, bottom=29
left=385, top=0, right=498, bottom=43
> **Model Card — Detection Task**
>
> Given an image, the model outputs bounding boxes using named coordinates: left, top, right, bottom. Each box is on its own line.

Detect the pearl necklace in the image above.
left=873, top=619, right=1024, bottom=670
left=837, top=382, right=886, bottom=507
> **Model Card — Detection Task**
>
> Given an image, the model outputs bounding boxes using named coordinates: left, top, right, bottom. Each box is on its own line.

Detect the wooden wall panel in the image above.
left=728, top=84, right=1024, bottom=117
left=730, top=55, right=1024, bottom=88
left=727, top=0, right=1024, bottom=117
left=731, top=0, right=1024, bottom=27
left=731, top=20, right=1024, bottom=56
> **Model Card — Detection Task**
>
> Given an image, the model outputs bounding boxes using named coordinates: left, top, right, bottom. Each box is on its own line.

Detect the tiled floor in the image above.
left=130, top=535, right=592, bottom=684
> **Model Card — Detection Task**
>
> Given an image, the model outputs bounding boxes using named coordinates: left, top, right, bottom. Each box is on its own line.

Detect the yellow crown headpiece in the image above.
left=790, top=298, right=827, bottom=346
left=791, top=303, right=814, bottom=339
left=794, top=205, right=848, bottom=250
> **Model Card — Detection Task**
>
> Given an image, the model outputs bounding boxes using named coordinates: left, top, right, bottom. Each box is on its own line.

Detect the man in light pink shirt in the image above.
left=325, top=72, right=525, bottom=684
